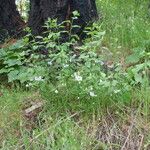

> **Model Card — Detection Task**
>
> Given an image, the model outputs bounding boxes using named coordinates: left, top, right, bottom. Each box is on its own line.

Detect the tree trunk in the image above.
left=70, top=0, right=98, bottom=38
left=0, top=0, right=24, bottom=40
left=28, top=0, right=70, bottom=35
left=28, top=0, right=98, bottom=37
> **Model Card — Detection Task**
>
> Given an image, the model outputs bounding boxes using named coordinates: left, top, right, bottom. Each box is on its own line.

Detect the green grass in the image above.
left=0, top=88, right=150, bottom=149
left=97, top=0, right=150, bottom=54
left=0, top=0, right=150, bottom=149
left=0, top=89, right=99, bottom=149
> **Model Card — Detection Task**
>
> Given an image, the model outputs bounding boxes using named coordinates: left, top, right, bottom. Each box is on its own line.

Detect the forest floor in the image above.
left=0, top=88, right=150, bottom=149
left=0, top=1, right=150, bottom=149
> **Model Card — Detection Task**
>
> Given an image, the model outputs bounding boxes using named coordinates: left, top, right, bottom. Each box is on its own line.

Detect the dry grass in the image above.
left=1, top=90, right=150, bottom=149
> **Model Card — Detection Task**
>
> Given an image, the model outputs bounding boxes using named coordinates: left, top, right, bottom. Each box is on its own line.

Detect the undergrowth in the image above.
left=0, top=0, right=150, bottom=149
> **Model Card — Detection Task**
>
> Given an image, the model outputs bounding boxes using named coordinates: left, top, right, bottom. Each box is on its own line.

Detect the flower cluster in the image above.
left=74, top=72, right=83, bottom=82
left=34, top=76, right=44, bottom=81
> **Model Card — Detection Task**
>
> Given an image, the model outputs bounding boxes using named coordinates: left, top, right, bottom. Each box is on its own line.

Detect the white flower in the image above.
left=74, top=72, right=82, bottom=82
left=114, top=89, right=121, bottom=94
left=26, top=84, right=29, bottom=87
left=55, top=90, right=58, bottom=94
left=48, top=61, right=52, bottom=65
left=34, top=76, right=43, bottom=81
left=99, top=79, right=103, bottom=83
left=77, top=97, right=80, bottom=99
left=26, top=83, right=32, bottom=87
left=63, top=64, right=69, bottom=68
left=61, top=83, right=66, bottom=86
left=89, top=91, right=97, bottom=97
left=89, top=86, right=93, bottom=90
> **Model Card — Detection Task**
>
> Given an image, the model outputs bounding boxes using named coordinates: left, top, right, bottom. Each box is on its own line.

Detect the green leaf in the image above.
left=4, top=59, right=22, bottom=67
left=8, top=70, right=19, bottom=82
left=134, top=73, right=143, bottom=83
left=0, top=68, right=13, bottom=74
left=126, top=52, right=140, bottom=64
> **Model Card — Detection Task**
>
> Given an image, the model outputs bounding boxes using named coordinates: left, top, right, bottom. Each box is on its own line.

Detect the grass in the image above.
left=1, top=88, right=150, bottom=149
left=97, top=0, right=150, bottom=54
left=0, top=0, right=150, bottom=149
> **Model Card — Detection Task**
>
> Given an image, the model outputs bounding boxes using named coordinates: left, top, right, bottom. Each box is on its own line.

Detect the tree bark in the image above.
left=28, top=0, right=98, bottom=37
left=70, top=0, right=98, bottom=38
left=0, top=0, right=25, bottom=39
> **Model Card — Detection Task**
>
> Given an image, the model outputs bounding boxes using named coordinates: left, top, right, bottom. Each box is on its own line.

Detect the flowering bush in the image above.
left=1, top=17, right=145, bottom=105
